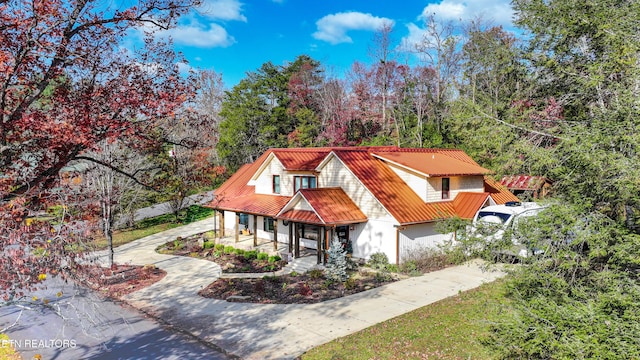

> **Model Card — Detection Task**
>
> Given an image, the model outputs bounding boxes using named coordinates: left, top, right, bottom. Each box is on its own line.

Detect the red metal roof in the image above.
left=453, top=192, right=491, bottom=219
left=209, top=146, right=514, bottom=225
left=213, top=193, right=291, bottom=217
left=272, top=148, right=332, bottom=171
left=373, top=151, right=491, bottom=176
left=278, top=209, right=323, bottom=225
left=484, top=177, right=520, bottom=204
left=500, top=175, right=548, bottom=190
left=209, top=151, right=292, bottom=216
left=298, top=188, right=367, bottom=225
left=334, top=149, right=457, bottom=224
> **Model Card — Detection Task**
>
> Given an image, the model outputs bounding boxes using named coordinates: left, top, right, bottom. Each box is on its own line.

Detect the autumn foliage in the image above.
left=0, top=0, right=196, bottom=301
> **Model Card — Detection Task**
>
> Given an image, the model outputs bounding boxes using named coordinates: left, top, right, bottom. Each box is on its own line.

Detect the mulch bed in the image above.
left=74, top=264, right=166, bottom=299
left=157, top=234, right=285, bottom=273
left=198, top=270, right=400, bottom=304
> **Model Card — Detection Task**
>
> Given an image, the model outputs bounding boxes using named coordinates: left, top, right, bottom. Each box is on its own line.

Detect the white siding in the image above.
left=254, top=156, right=285, bottom=195
left=388, top=165, right=427, bottom=201
left=398, top=223, right=453, bottom=263
left=451, top=175, right=484, bottom=198
left=318, top=156, right=393, bottom=221
left=350, top=219, right=397, bottom=263
left=292, top=199, right=312, bottom=211
left=222, top=210, right=254, bottom=232
left=427, top=175, right=485, bottom=202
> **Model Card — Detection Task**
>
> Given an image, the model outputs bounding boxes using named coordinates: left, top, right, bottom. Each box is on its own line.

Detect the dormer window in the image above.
left=442, top=177, right=450, bottom=199
left=294, top=175, right=317, bottom=192
left=273, top=175, right=280, bottom=194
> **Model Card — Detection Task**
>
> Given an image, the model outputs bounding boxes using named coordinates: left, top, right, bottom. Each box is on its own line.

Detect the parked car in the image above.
left=471, top=201, right=547, bottom=259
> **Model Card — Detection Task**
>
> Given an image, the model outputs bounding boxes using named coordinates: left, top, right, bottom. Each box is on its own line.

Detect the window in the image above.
left=272, top=175, right=280, bottom=194
left=442, top=177, right=450, bottom=200
left=263, top=217, right=274, bottom=232
left=239, top=213, right=249, bottom=226
left=294, top=176, right=317, bottom=192
left=300, top=224, right=320, bottom=240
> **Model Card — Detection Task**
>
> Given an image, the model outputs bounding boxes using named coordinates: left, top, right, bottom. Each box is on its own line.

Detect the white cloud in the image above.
left=400, top=23, right=428, bottom=52
left=313, top=12, right=394, bottom=45
left=164, top=23, right=235, bottom=48
left=197, top=0, right=247, bottom=22
left=399, top=0, right=514, bottom=53
left=420, top=0, right=513, bottom=27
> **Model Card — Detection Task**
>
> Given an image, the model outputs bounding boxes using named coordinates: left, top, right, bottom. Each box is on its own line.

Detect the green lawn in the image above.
left=89, top=205, right=215, bottom=251
left=302, top=279, right=508, bottom=360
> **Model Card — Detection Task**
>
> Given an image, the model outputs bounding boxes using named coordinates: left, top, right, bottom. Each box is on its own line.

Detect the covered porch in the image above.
left=277, top=187, right=368, bottom=265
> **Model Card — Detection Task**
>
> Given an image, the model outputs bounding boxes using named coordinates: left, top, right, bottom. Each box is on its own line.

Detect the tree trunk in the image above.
left=106, top=227, right=114, bottom=269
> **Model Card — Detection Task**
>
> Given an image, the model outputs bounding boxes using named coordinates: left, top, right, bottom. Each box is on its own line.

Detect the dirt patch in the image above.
left=157, top=234, right=285, bottom=273
left=74, top=264, right=166, bottom=299
left=199, top=269, right=400, bottom=304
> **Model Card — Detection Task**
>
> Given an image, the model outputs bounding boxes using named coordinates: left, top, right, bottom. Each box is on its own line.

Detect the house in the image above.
left=207, top=147, right=519, bottom=264
left=500, top=175, right=552, bottom=200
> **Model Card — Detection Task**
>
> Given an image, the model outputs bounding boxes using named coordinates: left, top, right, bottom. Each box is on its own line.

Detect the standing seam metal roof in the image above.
left=209, top=147, right=519, bottom=225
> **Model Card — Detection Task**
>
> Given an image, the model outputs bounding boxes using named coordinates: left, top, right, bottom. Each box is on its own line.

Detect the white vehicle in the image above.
left=471, top=201, right=546, bottom=258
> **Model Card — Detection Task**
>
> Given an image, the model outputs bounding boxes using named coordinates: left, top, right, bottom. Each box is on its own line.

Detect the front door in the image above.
left=336, top=225, right=352, bottom=254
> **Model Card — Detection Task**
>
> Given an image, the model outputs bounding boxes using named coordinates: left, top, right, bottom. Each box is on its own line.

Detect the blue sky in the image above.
left=145, top=0, right=517, bottom=87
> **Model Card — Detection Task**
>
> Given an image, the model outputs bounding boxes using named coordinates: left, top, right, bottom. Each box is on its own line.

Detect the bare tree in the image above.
left=369, top=21, right=396, bottom=132
left=85, top=141, right=151, bottom=267
left=413, top=15, right=462, bottom=134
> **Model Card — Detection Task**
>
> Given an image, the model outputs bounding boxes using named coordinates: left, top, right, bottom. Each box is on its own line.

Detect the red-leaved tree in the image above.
left=0, top=0, right=197, bottom=302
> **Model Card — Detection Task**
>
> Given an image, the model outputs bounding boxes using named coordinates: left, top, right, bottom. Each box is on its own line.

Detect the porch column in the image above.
left=235, top=212, right=240, bottom=242
left=324, top=227, right=330, bottom=265
left=220, top=211, right=225, bottom=237
left=253, top=214, right=258, bottom=246
left=294, top=223, right=300, bottom=258
left=288, top=223, right=293, bottom=253
left=273, top=220, right=278, bottom=251
left=317, top=226, right=323, bottom=265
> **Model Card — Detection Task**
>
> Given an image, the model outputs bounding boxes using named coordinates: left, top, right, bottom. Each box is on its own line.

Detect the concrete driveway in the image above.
left=99, top=218, right=505, bottom=359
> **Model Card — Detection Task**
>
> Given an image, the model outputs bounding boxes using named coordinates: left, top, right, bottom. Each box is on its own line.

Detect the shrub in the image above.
left=289, top=271, right=299, bottom=277
left=202, top=241, right=215, bottom=249
left=268, top=255, right=281, bottom=263
left=375, top=271, right=393, bottom=283
left=298, top=282, right=312, bottom=296
left=346, top=256, right=359, bottom=271
left=401, top=260, right=421, bottom=276
left=214, top=243, right=225, bottom=251
left=257, top=252, right=269, bottom=261
left=234, top=248, right=245, bottom=256
left=307, top=269, right=324, bottom=279
left=344, top=277, right=356, bottom=290
left=325, top=236, right=349, bottom=282
left=368, top=252, right=389, bottom=270
left=402, top=247, right=454, bottom=274
left=385, top=264, right=399, bottom=273
left=245, top=250, right=258, bottom=260
left=223, top=245, right=235, bottom=254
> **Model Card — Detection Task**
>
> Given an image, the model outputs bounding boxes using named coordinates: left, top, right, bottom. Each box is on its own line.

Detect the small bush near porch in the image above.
left=156, top=233, right=285, bottom=273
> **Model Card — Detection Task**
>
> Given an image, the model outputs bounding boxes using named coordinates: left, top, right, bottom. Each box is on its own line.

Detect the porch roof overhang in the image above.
left=276, top=187, right=368, bottom=226
left=210, top=193, right=292, bottom=217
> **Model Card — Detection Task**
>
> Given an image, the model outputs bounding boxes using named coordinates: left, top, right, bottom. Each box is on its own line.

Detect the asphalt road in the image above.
left=114, top=191, right=215, bottom=229
left=0, top=278, right=230, bottom=360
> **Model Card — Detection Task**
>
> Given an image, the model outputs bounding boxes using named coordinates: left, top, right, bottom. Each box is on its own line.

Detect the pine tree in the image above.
left=325, top=236, right=348, bottom=282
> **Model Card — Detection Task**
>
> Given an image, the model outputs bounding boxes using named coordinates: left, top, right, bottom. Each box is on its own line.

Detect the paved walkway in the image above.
left=98, top=219, right=505, bottom=360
